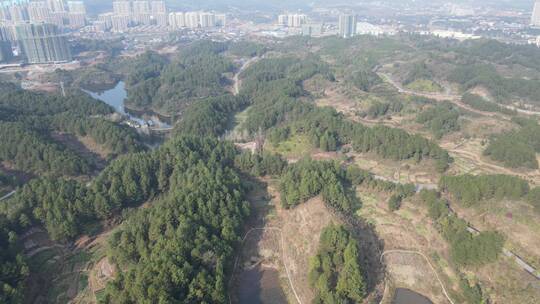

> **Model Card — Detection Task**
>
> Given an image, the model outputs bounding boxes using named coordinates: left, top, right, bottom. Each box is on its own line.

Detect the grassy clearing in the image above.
left=232, top=106, right=250, bottom=134
left=266, top=134, right=313, bottom=159
left=405, top=79, right=443, bottom=93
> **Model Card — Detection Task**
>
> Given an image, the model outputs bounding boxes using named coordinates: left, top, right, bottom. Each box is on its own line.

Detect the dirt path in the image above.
left=230, top=227, right=302, bottom=304
left=0, top=190, right=16, bottom=201
left=377, top=72, right=514, bottom=119
left=450, top=208, right=540, bottom=281
left=440, top=139, right=540, bottom=182
left=229, top=180, right=339, bottom=304
left=380, top=250, right=455, bottom=304
left=233, top=56, right=260, bottom=96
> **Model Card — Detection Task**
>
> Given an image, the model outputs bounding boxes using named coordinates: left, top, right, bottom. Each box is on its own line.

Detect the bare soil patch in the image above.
left=384, top=253, right=451, bottom=304
left=357, top=190, right=460, bottom=303
left=89, top=257, right=116, bottom=294
left=349, top=152, right=440, bottom=185
left=441, top=138, right=540, bottom=186
left=276, top=196, right=337, bottom=303
left=231, top=179, right=340, bottom=304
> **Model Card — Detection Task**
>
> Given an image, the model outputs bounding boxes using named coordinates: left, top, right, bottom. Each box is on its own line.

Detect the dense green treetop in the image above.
left=0, top=215, right=28, bottom=304
left=439, top=174, right=530, bottom=206
left=416, top=102, right=460, bottom=139
left=420, top=190, right=504, bottom=267
left=0, top=84, right=143, bottom=176
left=309, top=224, right=367, bottom=303
left=279, top=159, right=359, bottom=213
left=484, top=118, right=540, bottom=169
left=124, top=41, right=234, bottom=114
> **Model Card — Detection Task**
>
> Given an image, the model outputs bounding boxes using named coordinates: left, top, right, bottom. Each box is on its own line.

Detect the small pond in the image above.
left=237, top=266, right=287, bottom=304
left=392, top=288, right=433, bottom=304
left=83, top=81, right=170, bottom=128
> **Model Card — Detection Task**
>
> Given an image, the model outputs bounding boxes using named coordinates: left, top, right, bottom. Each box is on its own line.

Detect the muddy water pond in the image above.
left=392, top=288, right=433, bottom=304
left=237, top=265, right=287, bottom=304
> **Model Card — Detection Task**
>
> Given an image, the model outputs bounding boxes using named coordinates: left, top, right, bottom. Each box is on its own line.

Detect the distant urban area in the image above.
left=1, top=0, right=540, bottom=67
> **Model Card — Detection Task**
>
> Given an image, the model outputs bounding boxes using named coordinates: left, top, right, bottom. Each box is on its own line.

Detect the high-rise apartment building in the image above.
left=169, top=12, right=185, bottom=29
left=67, top=1, right=86, bottom=14
left=277, top=14, right=307, bottom=27
left=215, top=14, right=226, bottom=27
left=151, top=1, right=167, bottom=26
left=532, top=0, right=540, bottom=27
left=185, top=12, right=199, bottom=28
left=111, top=14, right=130, bottom=32
left=0, top=27, right=13, bottom=63
left=151, top=1, right=166, bottom=15
left=132, top=1, right=150, bottom=14
left=278, top=14, right=287, bottom=26
left=0, top=7, right=11, bottom=22
left=28, top=2, right=51, bottom=23
left=339, top=14, right=357, bottom=38
left=132, top=1, right=151, bottom=25
left=113, top=1, right=132, bottom=15
left=200, top=12, right=215, bottom=27
left=15, top=23, right=71, bottom=63
left=98, top=13, right=114, bottom=30
left=47, top=0, right=67, bottom=13
left=133, top=13, right=150, bottom=25
left=153, top=13, right=167, bottom=26
left=293, top=14, right=307, bottom=27
left=9, top=4, right=29, bottom=23
left=68, top=13, right=86, bottom=28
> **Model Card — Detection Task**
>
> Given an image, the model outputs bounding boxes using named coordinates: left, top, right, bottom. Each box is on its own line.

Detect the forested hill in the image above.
left=236, top=56, right=453, bottom=172
left=123, top=41, right=235, bottom=115
left=5, top=35, right=540, bottom=303
left=0, top=136, right=250, bottom=302
left=0, top=84, right=144, bottom=176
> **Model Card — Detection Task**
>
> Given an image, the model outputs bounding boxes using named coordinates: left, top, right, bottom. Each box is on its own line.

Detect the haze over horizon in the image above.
left=81, top=0, right=537, bottom=15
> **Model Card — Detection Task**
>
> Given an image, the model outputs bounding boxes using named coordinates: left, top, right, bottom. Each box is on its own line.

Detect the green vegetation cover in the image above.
left=309, top=225, right=367, bottom=303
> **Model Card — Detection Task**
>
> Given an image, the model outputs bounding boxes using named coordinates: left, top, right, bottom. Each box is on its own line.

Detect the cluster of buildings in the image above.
left=0, top=22, right=71, bottom=64
left=0, top=0, right=87, bottom=29
left=277, top=13, right=307, bottom=28
left=0, top=1, right=75, bottom=64
left=93, top=1, right=226, bottom=33
left=168, top=12, right=226, bottom=30
left=276, top=13, right=357, bottom=39
left=532, top=0, right=540, bottom=27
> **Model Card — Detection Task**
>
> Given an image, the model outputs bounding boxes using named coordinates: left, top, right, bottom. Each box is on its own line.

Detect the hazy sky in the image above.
left=82, top=0, right=537, bottom=15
